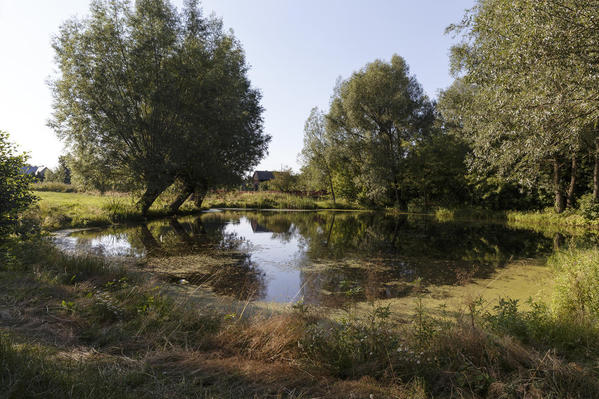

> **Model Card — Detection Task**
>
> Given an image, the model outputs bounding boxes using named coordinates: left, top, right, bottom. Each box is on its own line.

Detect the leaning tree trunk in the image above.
left=193, top=185, right=208, bottom=208
left=553, top=159, right=566, bottom=214
left=137, top=179, right=172, bottom=216
left=566, top=155, right=577, bottom=209
left=328, top=175, right=336, bottom=205
left=169, top=183, right=194, bottom=214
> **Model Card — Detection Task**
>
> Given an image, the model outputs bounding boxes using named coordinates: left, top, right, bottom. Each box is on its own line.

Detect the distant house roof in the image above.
left=253, top=170, right=274, bottom=181
left=21, top=165, right=47, bottom=176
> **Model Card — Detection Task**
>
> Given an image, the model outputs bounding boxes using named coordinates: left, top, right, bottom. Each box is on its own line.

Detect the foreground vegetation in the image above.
left=2, top=235, right=599, bottom=398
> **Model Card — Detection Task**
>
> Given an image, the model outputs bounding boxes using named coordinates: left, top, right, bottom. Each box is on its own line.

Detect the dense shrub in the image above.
left=0, top=131, right=37, bottom=240
left=578, top=193, right=599, bottom=221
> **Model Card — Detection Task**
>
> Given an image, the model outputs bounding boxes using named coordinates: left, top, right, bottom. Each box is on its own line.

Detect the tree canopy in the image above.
left=50, top=0, right=269, bottom=214
left=444, top=0, right=599, bottom=212
left=299, top=55, right=451, bottom=208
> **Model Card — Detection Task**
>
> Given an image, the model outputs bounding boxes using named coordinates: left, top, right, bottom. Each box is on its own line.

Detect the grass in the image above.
left=32, top=181, right=79, bottom=192
left=32, top=191, right=201, bottom=231
left=203, top=191, right=359, bottom=210
left=507, top=208, right=599, bottom=228
left=3, top=234, right=599, bottom=397
left=32, top=190, right=361, bottom=231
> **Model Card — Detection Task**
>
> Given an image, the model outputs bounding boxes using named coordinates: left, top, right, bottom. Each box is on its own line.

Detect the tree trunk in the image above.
left=137, top=180, right=171, bottom=216
left=325, top=214, right=336, bottom=247
left=393, top=176, right=401, bottom=208
left=168, top=183, right=194, bottom=214
left=566, top=155, right=577, bottom=209
left=328, top=175, right=336, bottom=205
left=594, top=139, right=599, bottom=202
left=553, top=233, right=564, bottom=251
left=553, top=159, right=565, bottom=213
left=193, top=185, right=207, bottom=208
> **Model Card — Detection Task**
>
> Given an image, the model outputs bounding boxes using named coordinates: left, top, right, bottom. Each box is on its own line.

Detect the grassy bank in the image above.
left=32, top=190, right=361, bottom=231
left=2, top=235, right=599, bottom=398
left=432, top=207, right=508, bottom=222
left=33, top=191, right=200, bottom=231
left=507, top=209, right=599, bottom=229
left=203, top=191, right=359, bottom=210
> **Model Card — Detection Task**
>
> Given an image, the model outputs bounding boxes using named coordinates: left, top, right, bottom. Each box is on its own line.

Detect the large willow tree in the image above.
left=326, top=55, right=434, bottom=207
left=50, top=0, right=269, bottom=214
left=447, top=0, right=599, bottom=212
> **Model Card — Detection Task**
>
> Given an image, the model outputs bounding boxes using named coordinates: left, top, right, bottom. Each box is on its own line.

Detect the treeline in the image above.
left=300, top=1, right=599, bottom=213
left=39, top=0, right=599, bottom=215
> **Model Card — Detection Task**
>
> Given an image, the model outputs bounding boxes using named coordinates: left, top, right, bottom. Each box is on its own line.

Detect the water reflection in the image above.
left=55, top=211, right=593, bottom=306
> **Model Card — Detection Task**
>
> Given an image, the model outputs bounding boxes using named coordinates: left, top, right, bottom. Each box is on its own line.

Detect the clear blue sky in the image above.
left=0, top=0, right=474, bottom=171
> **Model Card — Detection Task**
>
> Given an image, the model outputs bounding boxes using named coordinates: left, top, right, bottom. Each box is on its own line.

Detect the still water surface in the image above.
left=53, top=210, right=580, bottom=306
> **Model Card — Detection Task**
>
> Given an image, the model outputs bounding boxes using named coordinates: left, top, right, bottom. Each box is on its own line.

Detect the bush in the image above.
left=0, top=131, right=37, bottom=240
left=578, top=193, right=599, bottom=220
left=435, top=207, right=454, bottom=222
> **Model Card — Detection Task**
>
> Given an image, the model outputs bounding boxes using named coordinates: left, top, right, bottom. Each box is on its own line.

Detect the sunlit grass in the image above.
left=203, top=191, right=359, bottom=210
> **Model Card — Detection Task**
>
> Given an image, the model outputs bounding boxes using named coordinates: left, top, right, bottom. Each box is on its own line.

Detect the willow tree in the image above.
left=326, top=55, right=434, bottom=207
left=300, top=108, right=337, bottom=203
left=447, top=0, right=599, bottom=212
left=50, top=0, right=268, bottom=215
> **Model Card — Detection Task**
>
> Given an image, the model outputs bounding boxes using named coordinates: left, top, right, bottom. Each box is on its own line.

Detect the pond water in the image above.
left=53, top=210, right=589, bottom=307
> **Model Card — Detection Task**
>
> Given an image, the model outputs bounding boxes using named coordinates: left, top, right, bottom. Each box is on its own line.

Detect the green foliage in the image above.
left=324, top=55, right=435, bottom=207
left=445, top=1, right=599, bottom=213
left=300, top=56, right=476, bottom=210
left=435, top=207, right=454, bottom=222
left=68, top=146, right=134, bottom=194
left=49, top=0, right=269, bottom=213
left=44, top=155, right=72, bottom=184
left=101, top=198, right=138, bottom=223
left=550, top=249, right=599, bottom=322
left=578, top=193, right=599, bottom=220
left=508, top=209, right=597, bottom=228
left=299, top=304, right=401, bottom=377
left=300, top=108, right=338, bottom=200
left=268, top=168, right=300, bottom=193
left=0, top=131, right=37, bottom=242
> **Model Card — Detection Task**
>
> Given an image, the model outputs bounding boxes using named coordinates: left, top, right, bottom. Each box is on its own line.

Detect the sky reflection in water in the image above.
left=55, top=211, right=571, bottom=306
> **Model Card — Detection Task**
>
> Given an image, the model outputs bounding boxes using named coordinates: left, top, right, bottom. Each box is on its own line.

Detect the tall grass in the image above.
left=203, top=191, right=358, bottom=210
left=32, top=181, right=79, bottom=193
left=508, top=208, right=599, bottom=228
left=549, top=248, right=599, bottom=322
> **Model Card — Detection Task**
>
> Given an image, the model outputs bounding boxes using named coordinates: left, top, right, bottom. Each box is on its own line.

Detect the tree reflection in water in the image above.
left=62, top=211, right=599, bottom=306
left=131, top=217, right=266, bottom=301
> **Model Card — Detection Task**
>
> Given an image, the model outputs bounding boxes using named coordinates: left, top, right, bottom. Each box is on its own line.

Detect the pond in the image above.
left=53, top=210, right=589, bottom=308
